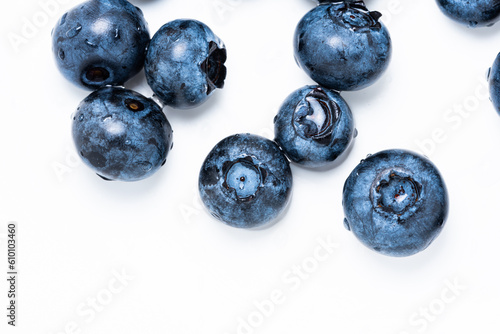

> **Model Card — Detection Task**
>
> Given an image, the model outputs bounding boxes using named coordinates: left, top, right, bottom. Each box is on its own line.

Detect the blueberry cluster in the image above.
left=201, top=0, right=449, bottom=258
left=199, top=0, right=387, bottom=229
left=278, top=1, right=450, bottom=257
left=52, top=0, right=467, bottom=257
left=52, top=0, right=227, bottom=181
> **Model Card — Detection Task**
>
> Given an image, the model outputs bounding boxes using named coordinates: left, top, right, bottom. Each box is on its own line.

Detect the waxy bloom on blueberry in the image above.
left=342, top=150, right=449, bottom=257
left=145, top=19, right=227, bottom=109
left=274, top=85, right=355, bottom=167
left=199, top=134, right=293, bottom=228
left=72, top=87, right=173, bottom=182
left=52, top=0, right=150, bottom=90
left=294, top=1, right=391, bottom=91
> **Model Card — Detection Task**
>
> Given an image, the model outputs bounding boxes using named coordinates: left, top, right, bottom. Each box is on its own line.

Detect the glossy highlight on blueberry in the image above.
left=72, top=87, right=173, bottom=181
left=342, top=150, right=449, bottom=257
left=274, top=85, right=354, bottom=167
left=294, top=1, right=392, bottom=91
left=435, top=0, right=500, bottom=27
left=199, top=134, right=293, bottom=228
left=145, top=19, right=227, bottom=109
left=52, top=0, right=150, bottom=90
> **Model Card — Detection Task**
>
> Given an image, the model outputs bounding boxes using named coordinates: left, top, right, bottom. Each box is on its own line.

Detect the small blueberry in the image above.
left=145, top=19, right=227, bottom=109
left=199, top=134, right=293, bottom=228
left=52, top=0, right=150, bottom=90
left=72, top=87, right=173, bottom=181
left=274, top=85, right=355, bottom=167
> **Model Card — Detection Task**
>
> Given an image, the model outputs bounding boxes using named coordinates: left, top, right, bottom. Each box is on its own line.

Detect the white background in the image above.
left=1, top=0, right=500, bottom=333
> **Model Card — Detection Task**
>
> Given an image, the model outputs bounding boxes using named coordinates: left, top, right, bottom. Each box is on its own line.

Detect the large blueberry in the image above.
left=294, top=1, right=391, bottom=91
left=489, top=52, right=500, bottom=115
left=52, top=0, right=150, bottom=90
left=436, top=0, right=500, bottom=27
left=72, top=87, right=173, bottom=181
left=199, top=134, right=293, bottom=228
left=145, top=19, right=227, bottom=109
left=274, top=85, right=355, bottom=167
left=342, top=150, right=449, bottom=257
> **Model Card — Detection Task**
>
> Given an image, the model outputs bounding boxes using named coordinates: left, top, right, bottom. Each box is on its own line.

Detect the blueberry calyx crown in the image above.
left=371, top=169, right=422, bottom=222
left=200, top=41, right=227, bottom=95
left=293, top=87, right=339, bottom=145
left=329, top=2, right=383, bottom=31
left=222, top=156, right=267, bottom=202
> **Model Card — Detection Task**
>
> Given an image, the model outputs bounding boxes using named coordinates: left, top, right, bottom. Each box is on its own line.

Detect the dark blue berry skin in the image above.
left=72, top=87, right=173, bottom=182
left=436, top=0, right=500, bottom=27
left=199, top=134, right=293, bottom=229
left=314, top=0, right=365, bottom=4
left=145, top=19, right=227, bottom=109
left=52, top=0, right=150, bottom=90
left=294, top=2, right=391, bottom=91
left=489, top=52, right=500, bottom=115
left=274, top=85, right=354, bottom=168
left=342, top=150, right=448, bottom=257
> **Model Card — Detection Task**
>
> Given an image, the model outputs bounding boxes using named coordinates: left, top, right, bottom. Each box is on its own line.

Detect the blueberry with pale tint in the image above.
left=72, top=87, right=173, bottom=181
left=294, top=1, right=391, bottom=91
left=274, top=85, right=355, bottom=167
left=52, top=0, right=150, bottom=89
left=145, top=19, right=227, bottom=109
left=342, top=150, right=448, bottom=257
left=199, top=134, right=292, bottom=228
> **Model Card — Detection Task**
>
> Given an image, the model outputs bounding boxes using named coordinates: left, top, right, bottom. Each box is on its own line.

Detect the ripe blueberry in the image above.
left=342, top=150, right=449, bottom=257
left=72, top=87, right=173, bottom=181
left=52, top=0, right=150, bottom=90
left=274, top=85, right=355, bottom=167
left=199, top=134, right=293, bottom=228
left=435, top=0, right=500, bottom=27
left=489, top=52, right=500, bottom=115
left=145, top=19, right=227, bottom=109
left=294, top=1, right=391, bottom=91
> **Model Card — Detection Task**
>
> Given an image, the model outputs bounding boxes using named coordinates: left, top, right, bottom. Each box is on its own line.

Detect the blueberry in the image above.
left=52, top=0, right=150, bottom=90
left=294, top=2, right=391, bottom=91
left=489, top=52, right=500, bottom=115
left=72, top=87, right=173, bottom=181
left=145, top=19, right=227, bottom=109
left=342, top=150, right=449, bottom=257
left=274, top=85, right=355, bottom=167
left=435, top=0, right=500, bottom=27
left=199, top=134, right=293, bottom=228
